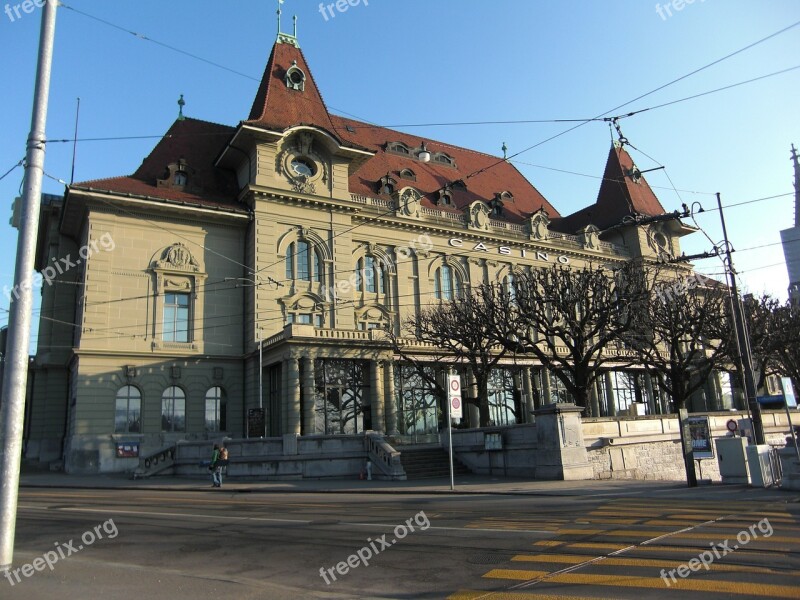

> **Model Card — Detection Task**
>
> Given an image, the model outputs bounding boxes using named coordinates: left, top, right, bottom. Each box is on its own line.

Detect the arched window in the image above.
left=356, top=255, right=388, bottom=294
left=286, top=240, right=323, bottom=283
left=434, top=264, right=462, bottom=301
left=161, top=386, right=186, bottom=432
left=205, top=387, right=227, bottom=432
left=114, top=386, right=141, bottom=433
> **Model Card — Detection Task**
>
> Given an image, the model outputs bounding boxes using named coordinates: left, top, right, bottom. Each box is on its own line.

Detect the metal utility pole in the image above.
left=716, top=192, right=765, bottom=445
left=0, top=0, right=58, bottom=571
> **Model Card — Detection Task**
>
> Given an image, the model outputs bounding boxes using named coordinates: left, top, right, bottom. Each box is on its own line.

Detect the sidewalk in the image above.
left=18, top=470, right=800, bottom=501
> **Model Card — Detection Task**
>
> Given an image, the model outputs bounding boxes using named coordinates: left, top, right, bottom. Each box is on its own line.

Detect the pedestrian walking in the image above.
left=209, top=444, right=221, bottom=487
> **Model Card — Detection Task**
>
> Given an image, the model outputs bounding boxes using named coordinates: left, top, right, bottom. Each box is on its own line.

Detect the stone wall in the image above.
left=583, top=410, right=796, bottom=482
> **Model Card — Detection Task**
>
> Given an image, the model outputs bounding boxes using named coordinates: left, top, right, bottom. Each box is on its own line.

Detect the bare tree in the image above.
left=743, top=293, right=783, bottom=392
left=388, top=284, right=514, bottom=426
left=625, top=273, right=733, bottom=411
left=769, top=300, right=800, bottom=391
left=490, top=262, right=649, bottom=413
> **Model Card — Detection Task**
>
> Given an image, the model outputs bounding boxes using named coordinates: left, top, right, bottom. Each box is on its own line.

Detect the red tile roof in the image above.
left=72, top=41, right=669, bottom=234
left=72, top=118, right=241, bottom=210
left=247, top=41, right=340, bottom=138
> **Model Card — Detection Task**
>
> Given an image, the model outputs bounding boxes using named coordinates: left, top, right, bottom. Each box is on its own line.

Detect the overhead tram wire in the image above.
left=0, top=159, right=25, bottom=183
left=26, top=186, right=796, bottom=322
left=53, top=3, right=800, bottom=138
left=40, top=62, right=800, bottom=146
left=29, top=11, right=800, bottom=319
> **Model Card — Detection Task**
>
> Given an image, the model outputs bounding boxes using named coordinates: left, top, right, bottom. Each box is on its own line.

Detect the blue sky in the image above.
left=1, top=0, right=799, bottom=344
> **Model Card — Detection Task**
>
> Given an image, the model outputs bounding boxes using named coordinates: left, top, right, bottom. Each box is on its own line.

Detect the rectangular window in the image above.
left=163, top=292, right=190, bottom=342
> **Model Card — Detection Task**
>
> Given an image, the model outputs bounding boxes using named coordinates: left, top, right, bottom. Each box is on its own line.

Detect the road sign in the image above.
left=782, top=377, right=797, bottom=408
left=726, top=419, right=738, bottom=433
left=448, top=374, right=462, bottom=419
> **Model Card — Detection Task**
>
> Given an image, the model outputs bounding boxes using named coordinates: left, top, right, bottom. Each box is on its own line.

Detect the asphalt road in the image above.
left=4, top=484, right=800, bottom=599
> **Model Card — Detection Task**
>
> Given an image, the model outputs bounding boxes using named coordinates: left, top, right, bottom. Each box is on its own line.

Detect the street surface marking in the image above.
left=510, top=553, right=800, bottom=575
left=483, top=570, right=800, bottom=598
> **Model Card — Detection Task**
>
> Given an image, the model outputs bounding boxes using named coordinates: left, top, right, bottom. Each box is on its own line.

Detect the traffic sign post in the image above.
left=446, top=373, right=461, bottom=491
left=780, top=377, right=800, bottom=463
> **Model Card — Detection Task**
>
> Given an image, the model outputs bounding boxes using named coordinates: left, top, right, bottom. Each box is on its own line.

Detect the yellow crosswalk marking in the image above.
left=450, top=591, right=615, bottom=600
left=510, top=553, right=800, bottom=576
left=532, top=541, right=563, bottom=547
left=483, top=570, right=800, bottom=598
left=558, top=528, right=799, bottom=543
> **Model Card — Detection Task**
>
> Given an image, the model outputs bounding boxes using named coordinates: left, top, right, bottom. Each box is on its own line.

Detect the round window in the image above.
left=291, top=157, right=315, bottom=177
left=289, top=69, right=304, bottom=86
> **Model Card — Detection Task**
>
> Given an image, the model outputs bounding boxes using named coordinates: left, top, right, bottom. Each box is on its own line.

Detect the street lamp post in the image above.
left=714, top=193, right=765, bottom=444
left=226, top=276, right=277, bottom=438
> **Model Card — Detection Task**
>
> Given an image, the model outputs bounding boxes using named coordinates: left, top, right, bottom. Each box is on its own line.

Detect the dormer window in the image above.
left=174, top=171, right=188, bottom=187
left=437, top=189, right=453, bottom=206
left=433, top=152, right=456, bottom=168
left=285, top=61, right=306, bottom=91
left=377, top=173, right=397, bottom=195
left=157, top=159, right=194, bottom=191
left=500, top=191, right=513, bottom=202
left=387, top=142, right=411, bottom=156
left=489, top=198, right=503, bottom=217
left=399, top=168, right=416, bottom=181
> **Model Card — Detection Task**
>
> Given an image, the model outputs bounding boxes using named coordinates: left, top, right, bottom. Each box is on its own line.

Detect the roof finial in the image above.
left=502, top=142, right=508, bottom=159
left=277, top=0, right=284, bottom=35
left=177, top=94, right=185, bottom=121
left=293, top=14, right=297, bottom=38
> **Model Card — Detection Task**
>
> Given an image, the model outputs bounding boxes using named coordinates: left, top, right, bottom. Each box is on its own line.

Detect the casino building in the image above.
left=23, top=29, right=738, bottom=473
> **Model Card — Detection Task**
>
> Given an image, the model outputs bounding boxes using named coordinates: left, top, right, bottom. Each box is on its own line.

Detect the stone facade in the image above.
left=22, top=33, right=739, bottom=475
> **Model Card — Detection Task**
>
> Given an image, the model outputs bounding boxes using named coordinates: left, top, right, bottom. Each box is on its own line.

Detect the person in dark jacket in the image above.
left=209, top=444, right=221, bottom=487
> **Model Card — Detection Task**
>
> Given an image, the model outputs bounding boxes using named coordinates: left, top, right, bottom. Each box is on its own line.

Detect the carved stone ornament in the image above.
left=579, top=225, right=601, bottom=251
left=528, top=208, right=550, bottom=241
left=291, top=174, right=316, bottom=195
left=467, top=201, right=491, bottom=231
left=154, top=243, right=200, bottom=272
left=398, top=188, right=421, bottom=218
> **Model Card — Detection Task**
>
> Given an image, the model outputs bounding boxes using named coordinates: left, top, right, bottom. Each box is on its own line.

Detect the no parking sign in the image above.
left=448, top=374, right=462, bottom=419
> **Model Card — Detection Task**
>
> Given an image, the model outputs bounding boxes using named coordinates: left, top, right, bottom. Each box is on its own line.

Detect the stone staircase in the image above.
left=399, top=445, right=471, bottom=479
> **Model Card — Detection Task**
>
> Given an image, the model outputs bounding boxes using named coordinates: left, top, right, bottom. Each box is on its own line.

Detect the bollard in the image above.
left=366, top=460, right=373, bottom=481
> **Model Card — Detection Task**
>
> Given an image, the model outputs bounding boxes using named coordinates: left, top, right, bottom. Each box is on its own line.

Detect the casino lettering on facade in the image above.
left=448, top=238, right=570, bottom=263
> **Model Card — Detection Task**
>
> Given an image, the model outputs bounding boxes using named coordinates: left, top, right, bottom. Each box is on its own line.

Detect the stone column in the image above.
left=523, top=367, right=536, bottom=423
left=286, top=356, right=301, bottom=434
left=301, top=356, right=316, bottom=435
left=604, top=372, right=617, bottom=417
left=370, top=360, right=385, bottom=432
left=589, top=381, right=600, bottom=418
left=542, top=368, right=553, bottom=404
left=644, top=373, right=658, bottom=415
left=384, top=360, right=398, bottom=434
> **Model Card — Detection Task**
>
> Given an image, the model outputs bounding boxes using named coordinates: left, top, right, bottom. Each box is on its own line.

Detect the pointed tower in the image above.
left=554, top=141, right=695, bottom=260
left=781, top=144, right=800, bottom=302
